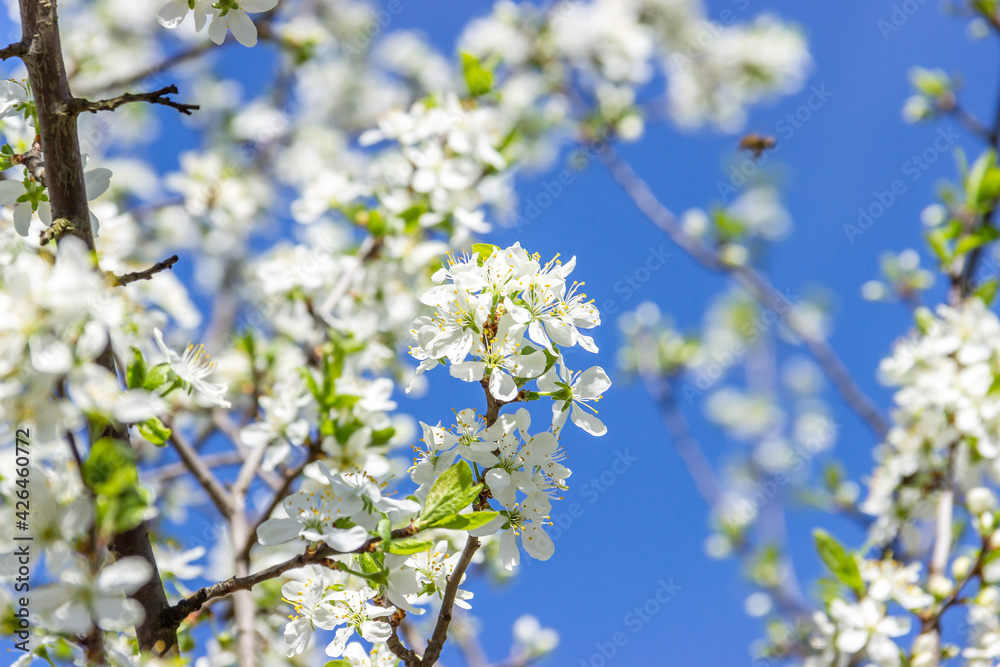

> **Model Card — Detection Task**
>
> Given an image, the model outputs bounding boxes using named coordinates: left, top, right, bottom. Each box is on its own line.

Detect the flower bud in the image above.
left=951, top=555, right=973, bottom=580
left=967, top=487, right=997, bottom=515
left=928, top=574, right=953, bottom=598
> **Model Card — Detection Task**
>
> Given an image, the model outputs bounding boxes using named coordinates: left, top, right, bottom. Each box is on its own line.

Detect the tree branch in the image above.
left=143, top=451, right=245, bottom=484
left=16, top=0, right=176, bottom=653
left=388, top=618, right=423, bottom=667
left=167, top=426, right=235, bottom=518
left=643, top=376, right=723, bottom=507
left=598, top=144, right=889, bottom=439
left=112, top=255, right=179, bottom=286
left=166, top=524, right=419, bottom=625
left=76, top=43, right=216, bottom=97
left=240, top=443, right=321, bottom=562
left=0, top=41, right=26, bottom=60
left=421, top=535, right=481, bottom=667
left=68, top=85, right=199, bottom=116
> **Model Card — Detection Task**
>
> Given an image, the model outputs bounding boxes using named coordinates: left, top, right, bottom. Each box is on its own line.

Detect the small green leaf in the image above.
left=137, top=417, right=171, bottom=446
left=387, top=538, right=435, bottom=555
left=955, top=226, right=1000, bottom=255
left=976, top=279, right=999, bottom=306
left=356, top=552, right=384, bottom=575
left=926, top=228, right=953, bottom=263
left=472, top=243, right=498, bottom=263
left=143, top=363, right=173, bottom=391
left=461, top=52, right=494, bottom=97
left=377, top=518, right=392, bottom=544
left=127, top=348, right=147, bottom=390
left=814, top=529, right=865, bottom=596
left=419, top=461, right=482, bottom=527
left=324, top=661, right=351, bottom=667
left=426, top=511, right=499, bottom=531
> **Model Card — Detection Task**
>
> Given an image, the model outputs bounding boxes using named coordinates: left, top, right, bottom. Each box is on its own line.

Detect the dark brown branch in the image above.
left=68, top=85, right=199, bottom=116
left=388, top=617, right=423, bottom=667
left=598, top=144, right=889, bottom=439
left=17, top=0, right=176, bottom=654
left=112, top=255, right=180, bottom=286
left=0, top=41, right=26, bottom=60
left=166, top=524, right=419, bottom=626
left=421, top=535, right=481, bottom=666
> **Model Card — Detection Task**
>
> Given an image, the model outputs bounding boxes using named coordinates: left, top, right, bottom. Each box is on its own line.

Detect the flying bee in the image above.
left=738, top=133, right=777, bottom=159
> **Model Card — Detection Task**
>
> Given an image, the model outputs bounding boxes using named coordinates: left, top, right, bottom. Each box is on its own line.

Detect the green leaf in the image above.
left=324, top=661, right=351, bottom=667
left=371, top=426, right=396, bottom=445
left=127, top=348, right=148, bottom=390
left=387, top=538, right=435, bottom=555
left=356, top=552, right=383, bottom=575
left=813, top=529, right=865, bottom=596
left=376, top=518, right=392, bottom=544
left=426, top=511, right=500, bottom=531
left=83, top=438, right=148, bottom=535
left=955, top=226, right=1000, bottom=255
left=926, top=228, right=953, bottom=263
left=418, top=461, right=482, bottom=527
left=143, top=363, right=173, bottom=391
left=461, top=52, right=493, bottom=97
left=137, top=417, right=171, bottom=446
left=472, top=243, right=498, bottom=263
left=968, top=149, right=998, bottom=207
left=976, top=279, right=1000, bottom=306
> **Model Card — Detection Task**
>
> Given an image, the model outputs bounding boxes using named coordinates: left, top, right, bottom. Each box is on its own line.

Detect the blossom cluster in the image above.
left=0, top=0, right=815, bottom=663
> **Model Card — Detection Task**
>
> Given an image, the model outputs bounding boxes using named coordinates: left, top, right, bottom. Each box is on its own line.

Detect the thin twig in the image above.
left=421, top=535, right=481, bottom=667
left=167, top=426, right=235, bottom=518
left=946, top=103, right=993, bottom=143
left=143, top=451, right=245, bottom=484
left=598, top=144, right=889, bottom=439
left=166, top=524, right=419, bottom=625
left=68, top=85, right=199, bottom=116
left=240, top=444, right=321, bottom=562
left=112, top=255, right=180, bottom=286
left=388, top=620, right=423, bottom=667
left=77, top=43, right=212, bottom=95
left=643, top=376, right=723, bottom=507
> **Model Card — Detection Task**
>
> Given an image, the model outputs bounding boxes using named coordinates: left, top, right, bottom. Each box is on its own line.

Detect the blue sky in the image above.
left=6, top=0, right=997, bottom=664
left=381, top=2, right=996, bottom=665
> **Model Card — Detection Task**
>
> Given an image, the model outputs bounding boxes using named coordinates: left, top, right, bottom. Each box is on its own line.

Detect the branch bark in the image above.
left=16, top=0, right=176, bottom=653
left=112, top=254, right=179, bottom=286
left=68, top=85, right=199, bottom=116
left=420, top=535, right=481, bottom=666
left=166, top=524, right=420, bottom=625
